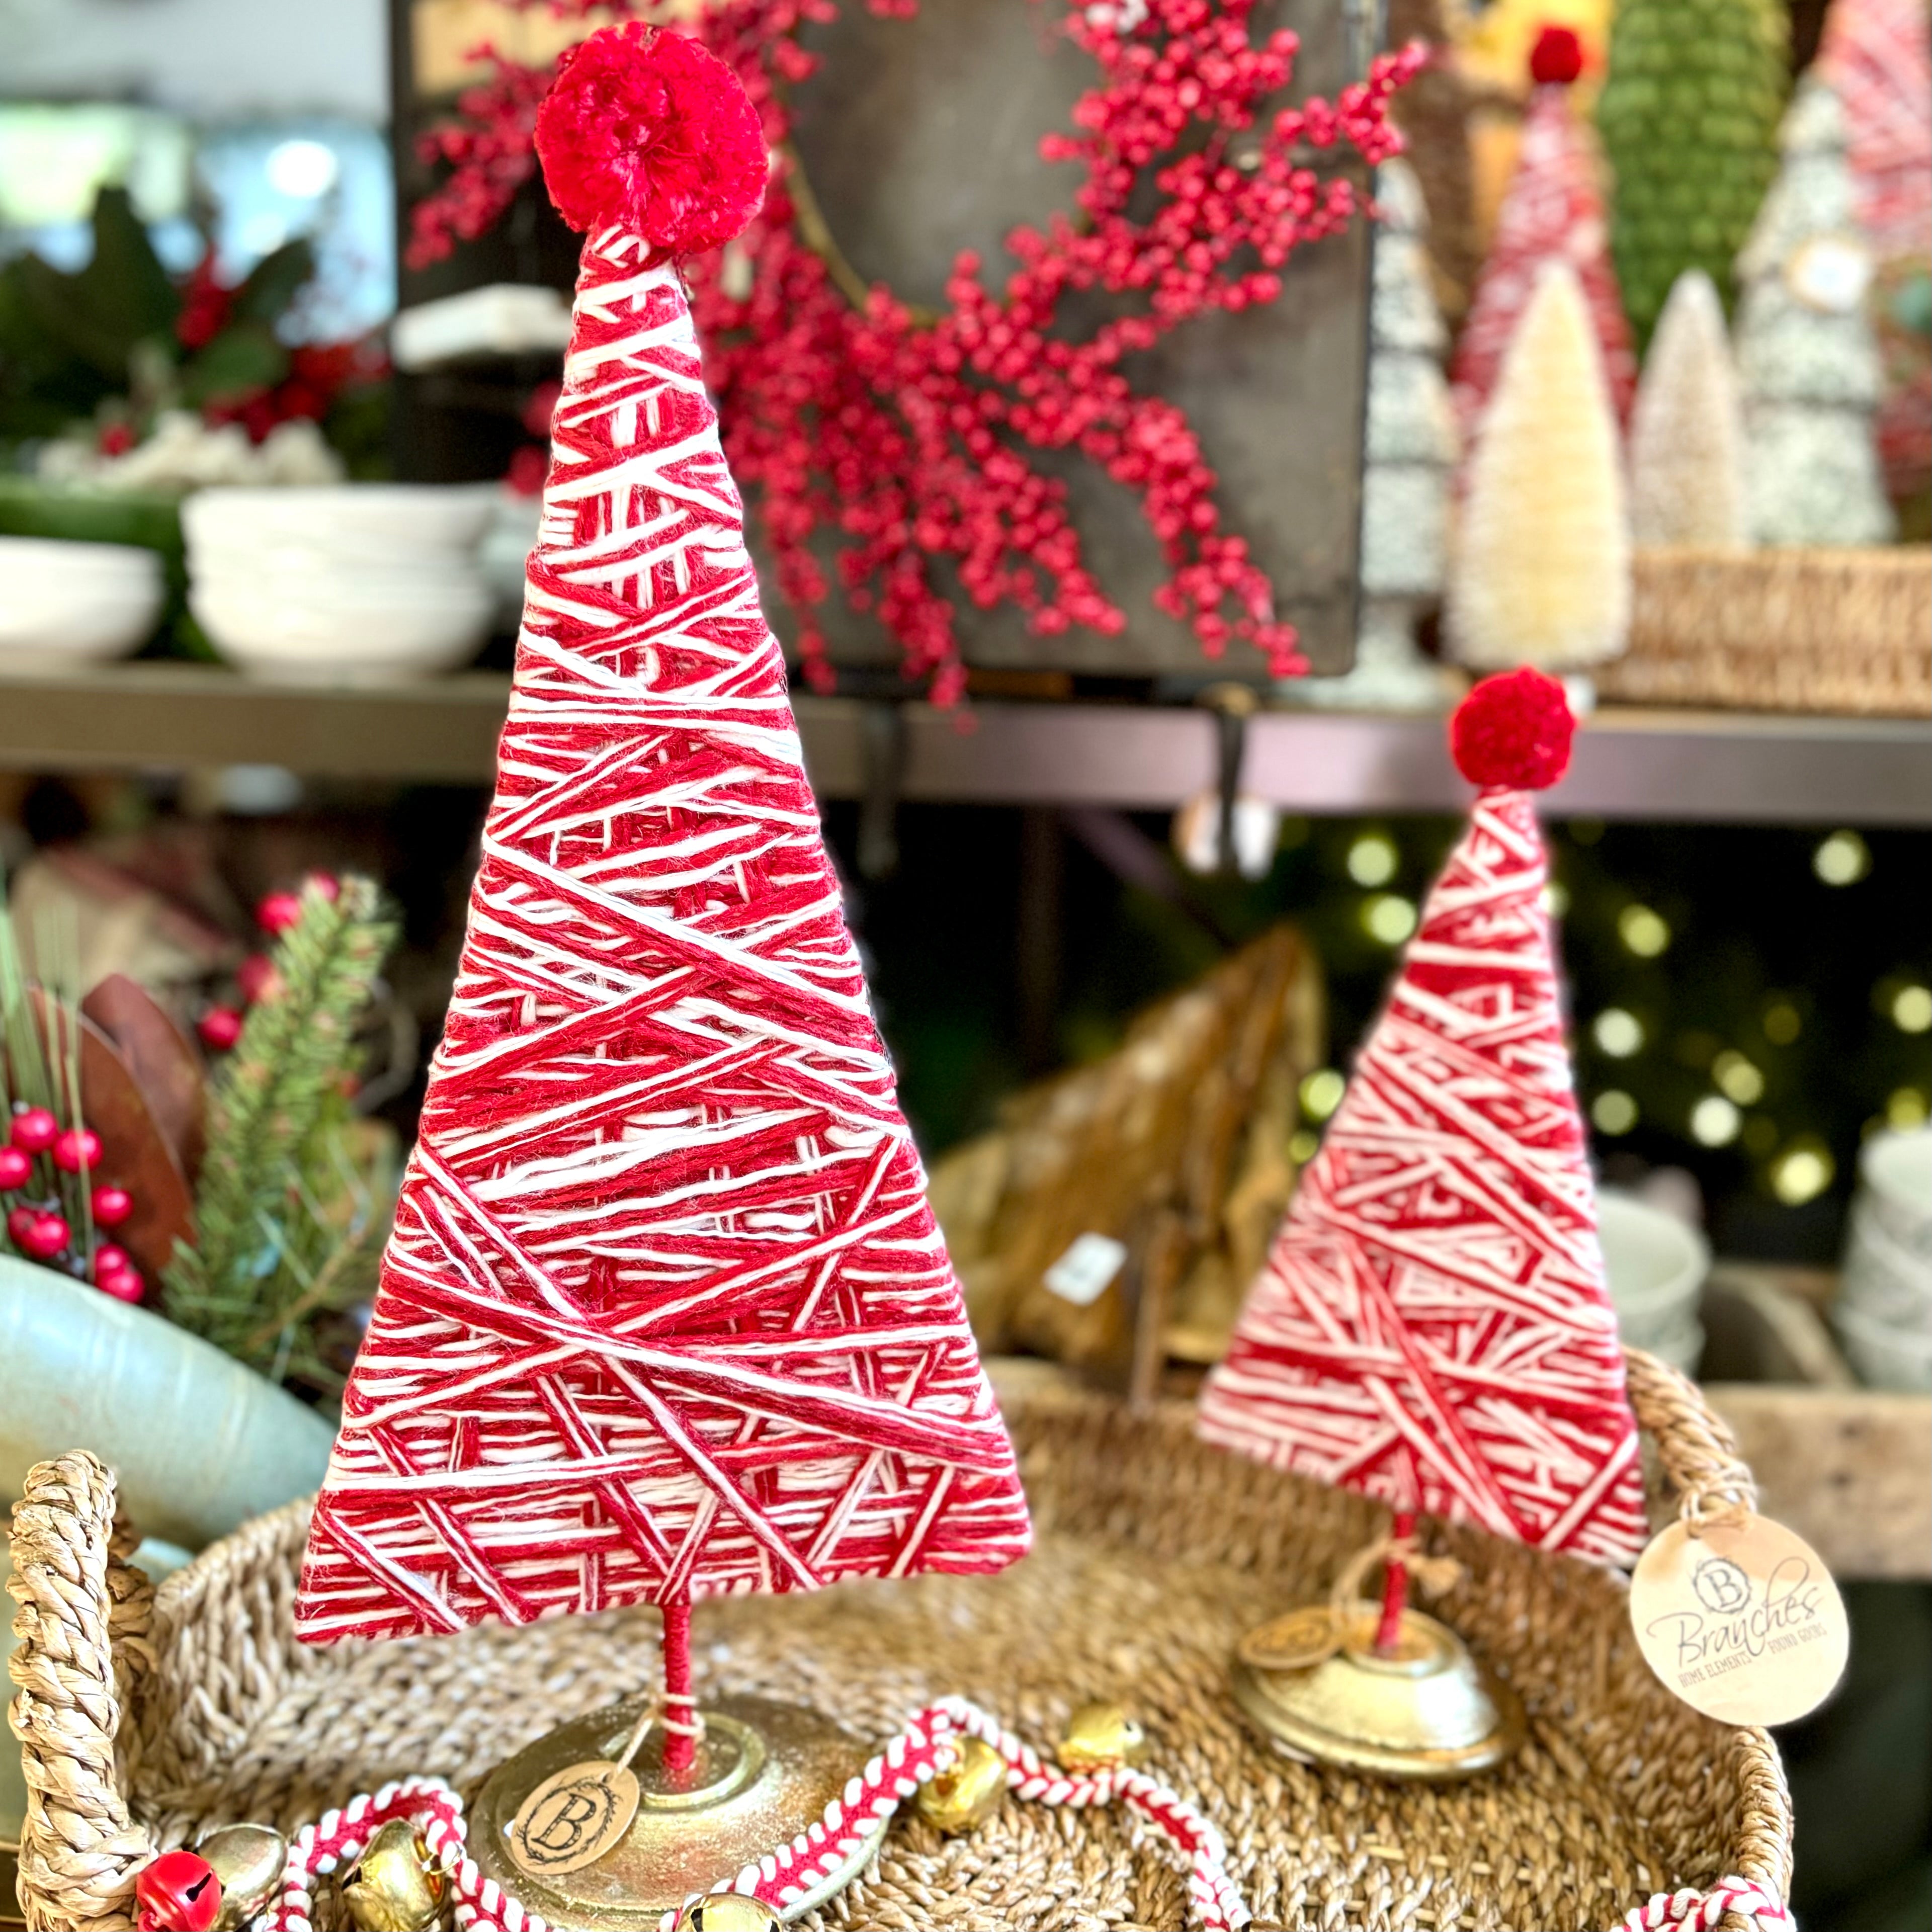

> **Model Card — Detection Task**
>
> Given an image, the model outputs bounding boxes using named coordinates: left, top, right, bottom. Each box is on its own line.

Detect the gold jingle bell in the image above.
left=340, top=1820, right=449, bottom=1932
left=910, top=1736, right=1006, bottom=1836
left=195, top=1825, right=288, bottom=1932
left=1057, top=1701, right=1146, bottom=1775
left=675, top=1895, right=783, bottom=1932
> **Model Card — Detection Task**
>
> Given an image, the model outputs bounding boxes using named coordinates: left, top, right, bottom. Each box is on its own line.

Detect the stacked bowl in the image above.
left=1597, top=1189, right=1709, bottom=1376
left=0, top=537, right=163, bottom=667
left=185, top=486, right=496, bottom=682
left=1834, top=1127, right=1932, bottom=1391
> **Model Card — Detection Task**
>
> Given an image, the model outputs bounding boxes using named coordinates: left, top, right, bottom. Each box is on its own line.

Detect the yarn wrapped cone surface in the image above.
left=1448, top=261, right=1631, bottom=672
left=1200, top=670, right=1647, bottom=1566
left=1448, top=39, right=1636, bottom=457
left=295, top=26, right=1030, bottom=1644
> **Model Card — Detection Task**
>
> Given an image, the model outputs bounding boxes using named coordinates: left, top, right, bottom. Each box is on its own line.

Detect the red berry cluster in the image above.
left=406, top=1, right=1422, bottom=701
left=196, top=874, right=334, bottom=1054
left=2, top=1102, right=140, bottom=1300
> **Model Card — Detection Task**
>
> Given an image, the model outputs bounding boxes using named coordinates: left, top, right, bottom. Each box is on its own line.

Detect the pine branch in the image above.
left=164, top=875, right=399, bottom=1379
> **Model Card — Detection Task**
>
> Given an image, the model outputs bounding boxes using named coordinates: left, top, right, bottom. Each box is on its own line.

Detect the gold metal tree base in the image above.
left=470, top=1694, right=887, bottom=1928
left=1231, top=1603, right=1525, bottom=1782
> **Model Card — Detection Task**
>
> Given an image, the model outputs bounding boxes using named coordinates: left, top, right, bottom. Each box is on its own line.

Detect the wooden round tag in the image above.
left=509, top=1760, right=641, bottom=1876
left=1629, top=1516, right=1849, bottom=1726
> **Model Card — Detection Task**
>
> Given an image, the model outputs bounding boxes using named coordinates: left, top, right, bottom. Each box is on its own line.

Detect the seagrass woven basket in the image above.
left=9, top=1351, right=1792, bottom=1932
left=1598, top=546, right=1931, bottom=716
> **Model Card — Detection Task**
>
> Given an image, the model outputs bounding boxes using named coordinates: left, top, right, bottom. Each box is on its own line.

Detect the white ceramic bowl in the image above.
left=191, top=581, right=493, bottom=683
left=192, top=558, right=488, bottom=604
left=1833, top=1298, right=1932, bottom=1394
left=1597, top=1189, right=1710, bottom=1312
left=184, top=484, right=495, bottom=554
left=0, top=537, right=164, bottom=664
left=1859, top=1128, right=1932, bottom=1262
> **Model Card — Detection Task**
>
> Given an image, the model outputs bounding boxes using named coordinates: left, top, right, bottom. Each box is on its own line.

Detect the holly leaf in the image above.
left=179, top=320, right=289, bottom=405
left=230, top=240, right=317, bottom=328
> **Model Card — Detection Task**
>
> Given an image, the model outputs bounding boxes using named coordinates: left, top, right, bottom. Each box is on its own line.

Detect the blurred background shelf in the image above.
left=0, top=665, right=1924, bottom=822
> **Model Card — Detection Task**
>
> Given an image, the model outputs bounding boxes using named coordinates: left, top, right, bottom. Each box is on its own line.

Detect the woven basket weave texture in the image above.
left=1601, top=546, right=1932, bottom=715
left=9, top=1358, right=1792, bottom=1932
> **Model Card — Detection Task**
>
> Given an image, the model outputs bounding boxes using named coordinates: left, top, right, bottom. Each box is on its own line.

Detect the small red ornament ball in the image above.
left=53, top=1127, right=103, bottom=1174
left=10, top=1107, right=57, bottom=1154
left=7, top=1206, right=37, bottom=1247
left=94, top=1243, right=130, bottom=1276
left=92, top=1184, right=134, bottom=1228
left=1529, top=24, right=1585, bottom=87
left=236, top=952, right=282, bottom=1006
left=97, top=1266, right=144, bottom=1304
left=1450, top=667, right=1577, bottom=792
left=0, top=1146, right=31, bottom=1190
left=135, top=1850, right=222, bottom=1932
left=535, top=23, right=767, bottom=254
left=18, top=1212, right=70, bottom=1262
left=198, top=1006, right=244, bottom=1052
left=257, top=890, right=304, bottom=934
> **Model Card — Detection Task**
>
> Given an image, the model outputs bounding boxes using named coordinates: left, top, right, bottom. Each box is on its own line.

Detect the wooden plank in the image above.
left=1701, top=1384, right=1932, bottom=1581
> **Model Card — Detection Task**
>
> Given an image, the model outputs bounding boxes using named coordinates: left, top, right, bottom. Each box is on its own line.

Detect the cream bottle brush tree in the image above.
left=1447, top=259, right=1631, bottom=676
left=1735, top=73, right=1897, bottom=546
left=1628, top=269, right=1749, bottom=550
left=1296, top=158, right=1461, bottom=712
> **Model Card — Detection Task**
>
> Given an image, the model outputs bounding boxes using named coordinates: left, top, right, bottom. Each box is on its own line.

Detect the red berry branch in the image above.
left=408, top=0, right=1422, bottom=700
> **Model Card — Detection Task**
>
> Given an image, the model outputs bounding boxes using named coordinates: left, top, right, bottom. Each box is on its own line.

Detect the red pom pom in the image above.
left=1450, top=668, right=1577, bottom=791
left=1529, top=24, right=1585, bottom=87
left=534, top=23, right=767, bottom=254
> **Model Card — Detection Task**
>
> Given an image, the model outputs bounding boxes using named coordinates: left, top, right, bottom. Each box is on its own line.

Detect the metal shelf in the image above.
left=0, top=665, right=1924, bottom=823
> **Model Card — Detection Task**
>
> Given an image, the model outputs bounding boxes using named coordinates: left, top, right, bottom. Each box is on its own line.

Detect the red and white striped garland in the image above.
left=260, top=1701, right=1791, bottom=1932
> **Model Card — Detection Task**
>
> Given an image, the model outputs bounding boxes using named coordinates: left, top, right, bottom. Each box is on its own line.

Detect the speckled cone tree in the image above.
left=1447, top=260, right=1631, bottom=674
left=1448, top=26, right=1636, bottom=464
left=1200, top=668, right=1647, bottom=1570
left=1735, top=74, right=1897, bottom=546
left=1595, top=0, right=1787, bottom=346
left=294, top=26, right=1032, bottom=1761
left=1629, top=269, right=1749, bottom=549
left=1298, top=159, right=1461, bottom=711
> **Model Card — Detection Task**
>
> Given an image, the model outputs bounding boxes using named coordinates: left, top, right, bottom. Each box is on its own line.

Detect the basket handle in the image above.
left=7, top=1451, right=159, bottom=1932
left=1618, top=1347, right=1794, bottom=1922
left=1621, top=1343, right=1759, bottom=1531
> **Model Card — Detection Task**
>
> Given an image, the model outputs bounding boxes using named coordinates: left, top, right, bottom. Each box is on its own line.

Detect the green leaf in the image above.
left=179, top=320, right=289, bottom=405
left=231, top=239, right=317, bottom=328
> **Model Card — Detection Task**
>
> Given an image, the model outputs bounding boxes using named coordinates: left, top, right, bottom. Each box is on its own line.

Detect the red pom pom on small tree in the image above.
left=533, top=22, right=766, bottom=253
left=1529, top=24, right=1586, bottom=87
left=1450, top=667, right=1577, bottom=791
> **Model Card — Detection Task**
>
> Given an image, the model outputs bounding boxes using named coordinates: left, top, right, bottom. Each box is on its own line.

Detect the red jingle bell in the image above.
left=198, top=1007, right=244, bottom=1052
left=20, top=1212, right=70, bottom=1261
left=256, top=892, right=303, bottom=935
left=53, top=1127, right=103, bottom=1174
left=10, top=1107, right=57, bottom=1154
left=92, top=1185, right=134, bottom=1227
left=135, top=1849, right=222, bottom=1932
left=98, top=1266, right=144, bottom=1303
left=0, top=1145, right=31, bottom=1189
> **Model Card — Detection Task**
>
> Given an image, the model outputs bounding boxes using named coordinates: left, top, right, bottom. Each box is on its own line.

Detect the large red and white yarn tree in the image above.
left=1449, top=26, right=1637, bottom=460
left=295, top=26, right=1032, bottom=1748
left=1199, top=669, right=1645, bottom=1572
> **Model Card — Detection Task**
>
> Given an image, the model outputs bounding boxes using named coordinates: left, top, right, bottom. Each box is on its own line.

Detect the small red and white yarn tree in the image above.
left=295, top=25, right=1032, bottom=1762
left=1449, top=26, right=1637, bottom=459
left=1199, top=669, right=1645, bottom=1573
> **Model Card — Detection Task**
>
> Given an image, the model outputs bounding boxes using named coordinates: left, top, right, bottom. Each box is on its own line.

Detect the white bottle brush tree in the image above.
left=1734, top=73, right=1896, bottom=546
left=1629, top=269, right=1749, bottom=549
left=1300, top=158, right=1461, bottom=711
left=1448, top=260, right=1630, bottom=676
